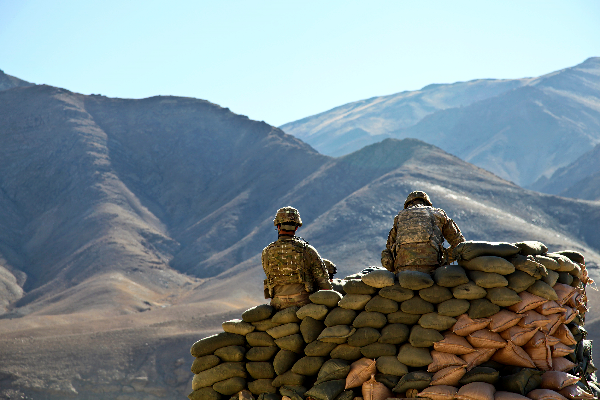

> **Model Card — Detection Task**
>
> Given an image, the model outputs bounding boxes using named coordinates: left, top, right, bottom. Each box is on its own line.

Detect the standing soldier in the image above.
left=262, top=206, right=332, bottom=310
left=382, top=191, right=465, bottom=274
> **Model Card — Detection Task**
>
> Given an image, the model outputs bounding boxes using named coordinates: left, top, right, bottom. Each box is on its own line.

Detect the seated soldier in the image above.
left=381, top=191, right=465, bottom=274
left=262, top=206, right=332, bottom=310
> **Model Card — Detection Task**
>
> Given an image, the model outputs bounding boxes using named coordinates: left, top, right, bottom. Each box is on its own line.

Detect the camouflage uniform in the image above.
left=382, top=191, right=464, bottom=274
left=262, top=207, right=332, bottom=310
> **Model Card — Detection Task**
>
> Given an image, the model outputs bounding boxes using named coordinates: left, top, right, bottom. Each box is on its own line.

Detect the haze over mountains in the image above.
left=0, top=66, right=599, bottom=399
left=281, top=57, right=600, bottom=188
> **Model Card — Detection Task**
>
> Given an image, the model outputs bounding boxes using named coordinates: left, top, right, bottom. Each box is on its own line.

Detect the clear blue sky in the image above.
left=1, top=1, right=599, bottom=126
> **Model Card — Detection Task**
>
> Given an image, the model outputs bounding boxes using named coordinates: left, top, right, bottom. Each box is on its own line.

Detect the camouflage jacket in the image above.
left=385, top=205, right=464, bottom=268
left=262, top=235, right=332, bottom=297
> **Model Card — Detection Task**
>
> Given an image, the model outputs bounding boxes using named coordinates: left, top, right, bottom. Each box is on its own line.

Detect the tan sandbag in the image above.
left=362, top=270, right=395, bottom=288
left=191, top=332, right=247, bottom=357
left=324, top=307, right=357, bottom=327
left=553, top=284, right=576, bottom=306
left=242, top=304, right=275, bottom=323
left=376, top=355, right=408, bottom=376
left=560, top=306, right=577, bottom=324
left=353, top=311, right=387, bottom=329
left=396, top=270, right=434, bottom=290
left=517, top=310, right=551, bottom=329
left=427, top=350, right=467, bottom=372
left=419, top=284, right=453, bottom=304
left=461, top=348, right=496, bottom=371
left=554, top=325, right=577, bottom=346
left=418, top=385, right=457, bottom=400
left=223, top=319, right=256, bottom=335
left=400, top=297, right=435, bottom=314
left=551, top=357, right=576, bottom=372
left=387, top=310, right=421, bottom=325
left=527, top=389, right=568, bottom=400
left=558, top=385, right=595, bottom=399
left=364, top=295, right=399, bottom=314
left=433, top=332, right=475, bottom=355
left=460, top=255, right=516, bottom=275
left=397, top=343, right=433, bottom=367
left=267, top=323, right=301, bottom=339
left=430, top=365, right=466, bottom=386
left=378, top=284, right=414, bottom=302
left=467, top=329, right=507, bottom=349
left=535, top=255, right=560, bottom=271
left=338, top=294, right=372, bottom=310
left=489, top=310, right=523, bottom=332
left=536, top=301, right=566, bottom=316
left=345, top=358, right=377, bottom=389
left=453, top=281, right=488, bottom=300
left=272, top=307, right=301, bottom=324
left=310, top=291, right=343, bottom=308
left=434, top=264, right=470, bottom=287
left=493, top=391, right=530, bottom=400
left=491, top=341, right=535, bottom=368
left=343, top=280, right=377, bottom=295
left=452, top=314, right=491, bottom=336
left=409, top=325, right=444, bottom=347
left=418, top=313, right=457, bottom=331
left=378, top=323, right=409, bottom=345
left=508, top=291, right=548, bottom=313
left=330, top=344, right=363, bottom=361
left=318, top=325, right=356, bottom=343
left=506, top=270, right=537, bottom=293
left=438, top=298, right=471, bottom=317
left=540, top=313, right=562, bottom=336
left=528, top=331, right=559, bottom=348
left=527, top=281, right=558, bottom=301
left=540, top=371, right=580, bottom=390
left=515, top=241, right=548, bottom=256
left=499, top=326, right=539, bottom=347
left=551, top=343, right=575, bottom=358
left=469, top=271, right=508, bottom=288
left=304, top=341, right=337, bottom=357
left=362, top=374, right=392, bottom=400
left=456, top=381, right=495, bottom=400
left=524, top=344, right=552, bottom=371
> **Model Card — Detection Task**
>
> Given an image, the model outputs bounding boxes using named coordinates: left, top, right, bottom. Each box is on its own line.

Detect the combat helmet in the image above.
left=404, top=191, right=432, bottom=209
left=273, top=206, right=303, bottom=227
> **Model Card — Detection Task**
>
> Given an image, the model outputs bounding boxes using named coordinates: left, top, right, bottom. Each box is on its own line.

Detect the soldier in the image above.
left=262, top=206, right=333, bottom=310
left=381, top=191, right=465, bottom=274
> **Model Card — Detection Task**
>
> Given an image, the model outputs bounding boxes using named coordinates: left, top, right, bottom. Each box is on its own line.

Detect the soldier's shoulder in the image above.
left=263, top=241, right=278, bottom=252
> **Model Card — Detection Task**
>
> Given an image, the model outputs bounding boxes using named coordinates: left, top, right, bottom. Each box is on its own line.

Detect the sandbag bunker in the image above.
left=188, top=241, right=597, bottom=400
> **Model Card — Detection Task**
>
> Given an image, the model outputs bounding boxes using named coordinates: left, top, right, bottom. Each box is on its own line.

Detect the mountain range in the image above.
left=0, top=67, right=599, bottom=400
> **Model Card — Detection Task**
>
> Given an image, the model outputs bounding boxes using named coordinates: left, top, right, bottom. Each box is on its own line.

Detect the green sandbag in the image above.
left=222, top=319, right=256, bottom=335
left=452, top=281, right=487, bottom=300
left=515, top=241, right=548, bottom=256
left=191, top=332, right=247, bottom=357
left=362, top=270, right=395, bottom=288
left=378, top=284, right=414, bottom=302
left=376, top=356, right=408, bottom=376
left=315, top=359, right=350, bottom=385
left=360, top=343, right=396, bottom=358
left=396, top=270, right=434, bottom=290
left=304, top=341, right=337, bottom=357
left=252, top=319, right=279, bottom=332
left=418, top=284, right=453, bottom=304
left=571, top=277, right=581, bottom=288
left=486, top=287, right=521, bottom=307
left=569, top=264, right=582, bottom=278
left=242, top=304, right=275, bottom=323
left=364, top=295, right=399, bottom=314
left=272, top=371, right=305, bottom=388
left=304, top=379, right=346, bottom=400
left=342, top=280, right=376, bottom=295
left=434, top=265, right=469, bottom=287
left=409, top=325, right=443, bottom=347
left=267, top=323, right=301, bottom=339
left=510, top=254, right=547, bottom=279
left=375, top=374, right=400, bottom=389
left=324, top=308, right=357, bottom=327
left=392, top=371, right=432, bottom=393
left=469, top=270, right=508, bottom=288
left=497, top=368, right=542, bottom=395
left=279, top=385, right=307, bottom=399
left=468, top=299, right=500, bottom=318
left=248, top=379, right=277, bottom=395
left=192, top=363, right=247, bottom=389
left=527, top=280, right=558, bottom=301
left=297, top=304, right=329, bottom=320
left=437, top=299, right=470, bottom=317
left=459, top=256, right=515, bottom=275
left=352, top=311, right=387, bottom=329
left=300, top=317, right=325, bottom=343
left=458, top=367, right=499, bottom=385
left=453, top=241, right=519, bottom=261
left=247, top=362, right=276, bottom=379
left=213, top=377, right=246, bottom=395
left=506, top=270, right=536, bottom=293
left=338, top=294, right=372, bottom=310
left=291, top=356, right=325, bottom=376
left=547, top=253, right=577, bottom=272
left=272, top=307, right=301, bottom=325
left=555, top=250, right=585, bottom=264
left=379, top=324, right=409, bottom=344
left=335, top=390, right=355, bottom=400
left=558, top=272, right=574, bottom=285
left=275, top=334, right=305, bottom=353
left=246, top=346, right=278, bottom=362
left=534, top=255, right=560, bottom=271
left=273, top=349, right=298, bottom=375
left=387, top=311, right=420, bottom=325
left=347, top=327, right=380, bottom=347
left=310, top=291, right=343, bottom=308
left=418, top=313, right=457, bottom=331
left=214, top=346, right=246, bottom=362
left=247, top=332, right=276, bottom=347
left=192, top=355, right=221, bottom=374
left=400, top=297, right=434, bottom=314
left=188, top=387, right=221, bottom=400
left=317, top=325, right=355, bottom=344
left=257, top=393, right=279, bottom=400
left=329, top=344, right=362, bottom=361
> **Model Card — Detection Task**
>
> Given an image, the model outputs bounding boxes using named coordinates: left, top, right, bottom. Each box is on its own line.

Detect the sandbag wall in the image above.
left=187, top=241, right=597, bottom=400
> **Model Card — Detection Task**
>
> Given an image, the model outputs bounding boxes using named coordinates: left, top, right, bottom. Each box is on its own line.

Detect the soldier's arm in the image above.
left=440, top=211, right=465, bottom=248
left=307, top=246, right=333, bottom=290
left=261, top=249, right=271, bottom=299
left=386, top=216, right=398, bottom=251
left=381, top=216, right=397, bottom=271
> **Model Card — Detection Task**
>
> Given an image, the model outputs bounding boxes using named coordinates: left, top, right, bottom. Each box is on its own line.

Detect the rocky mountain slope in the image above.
left=281, top=57, right=600, bottom=188
left=0, top=81, right=599, bottom=399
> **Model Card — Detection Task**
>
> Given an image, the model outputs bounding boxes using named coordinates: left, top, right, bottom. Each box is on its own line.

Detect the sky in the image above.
left=1, top=1, right=599, bottom=127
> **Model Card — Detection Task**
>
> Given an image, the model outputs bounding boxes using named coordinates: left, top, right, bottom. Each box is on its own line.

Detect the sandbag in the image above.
left=252, top=319, right=279, bottom=332
left=191, top=332, right=247, bottom=357
left=469, top=271, right=508, bottom=288
left=510, top=255, right=547, bottom=279
left=497, top=368, right=543, bottom=395
left=362, top=270, right=395, bottom=288
left=304, top=340, right=338, bottom=357
left=431, top=365, right=466, bottom=386
left=215, top=346, right=246, bottom=362
left=453, top=282, right=487, bottom=300
left=267, top=323, right=300, bottom=339
left=409, top=325, right=444, bottom=347
left=419, top=284, right=453, bottom=304
left=437, top=298, right=471, bottom=317
left=459, top=367, right=499, bottom=385
left=376, top=355, right=408, bottom=376
left=300, top=317, right=325, bottom=343
left=223, top=319, right=256, bottom=335
left=242, top=305, right=275, bottom=323
left=246, top=346, right=278, bottom=362
left=192, top=363, right=247, bottom=390
left=542, top=270, right=560, bottom=288
left=318, top=325, right=356, bottom=344
left=188, top=387, right=221, bottom=400
left=434, top=264, right=470, bottom=287
left=275, top=334, right=305, bottom=353
left=551, top=343, right=575, bottom=358
left=361, top=374, right=392, bottom=400
left=546, top=254, right=576, bottom=272
left=386, top=311, right=420, bottom=325
left=506, top=271, right=537, bottom=293
left=418, top=313, right=457, bottom=331
left=507, top=291, right=547, bottom=314
left=291, top=356, right=325, bottom=376
left=271, top=371, right=305, bottom=387
left=468, top=299, right=500, bottom=319
left=397, top=270, right=434, bottom=290
left=393, top=371, right=432, bottom=392
left=555, top=251, right=585, bottom=265
left=272, top=307, right=301, bottom=325
left=486, top=287, right=521, bottom=307
left=345, top=358, right=377, bottom=389
left=397, top=344, right=433, bottom=367
left=455, top=381, right=495, bottom=400
left=353, top=311, right=387, bottom=329
left=428, top=350, right=467, bottom=373
left=330, top=344, right=363, bottom=361
left=551, top=357, right=576, bottom=372
left=360, top=343, right=396, bottom=358
left=247, top=362, right=276, bottom=379
left=347, top=327, right=381, bottom=347
left=527, top=389, right=569, bottom=400
left=192, top=355, right=221, bottom=374
left=310, top=291, right=344, bottom=308
left=517, top=310, right=551, bottom=329
left=296, top=304, right=329, bottom=320
left=418, top=385, right=458, bottom=400
left=373, top=374, right=399, bottom=390
left=467, top=330, right=507, bottom=349
left=305, top=379, right=346, bottom=400
left=247, top=332, right=277, bottom=347
left=400, top=297, right=434, bottom=314
left=535, top=256, right=561, bottom=271
left=343, top=280, right=377, bottom=295
left=378, top=284, right=414, bottom=302
left=453, top=241, right=519, bottom=261
left=452, top=314, right=491, bottom=336
left=378, top=323, right=409, bottom=344
left=273, top=350, right=298, bottom=375
left=279, top=385, right=307, bottom=399
left=338, top=295, right=372, bottom=310
left=433, top=332, right=475, bottom=355
left=558, top=385, right=594, bottom=399
left=461, top=348, right=496, bottom=371
left=315, top=359, right=351, bottom=385
left=515, top=241, right=548, bottom=256
left=460, top=256, right=515, bottom=275
left=553, top=284, right=576, bottom=306
left=489, top=310, right=523, bottom=332
left=257, top=393, right=278, bottom=400
left=527, top=281, right=558, bottom=301
left=324, top=308, right=357, bottom=327
left=492, top=341, right=535, bottom=368
left=500, top=326, right=540, bottom=347
left=364, top=295, right=398, bottom=314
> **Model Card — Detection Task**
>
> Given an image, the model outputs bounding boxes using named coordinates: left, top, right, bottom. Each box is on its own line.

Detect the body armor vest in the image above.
left=263, top=238, right=312, bottom=296
left=394, top=206, right=443, bottom=251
